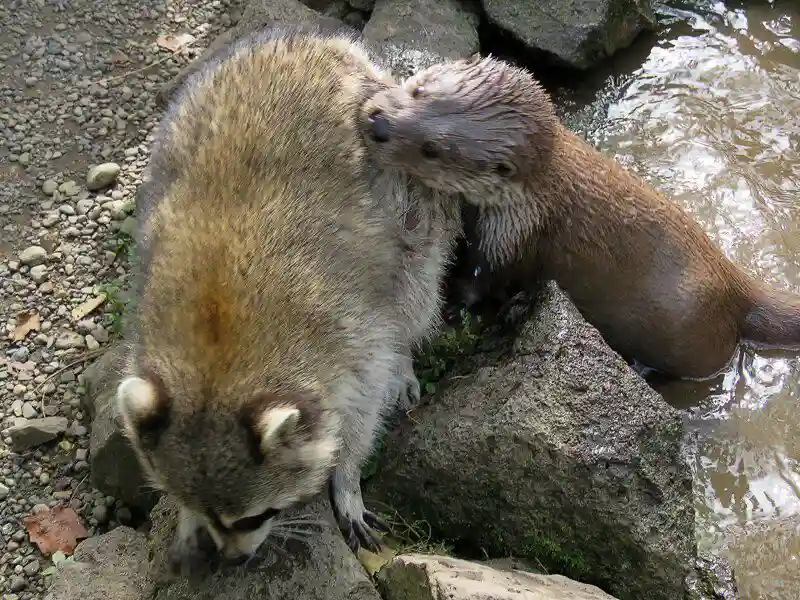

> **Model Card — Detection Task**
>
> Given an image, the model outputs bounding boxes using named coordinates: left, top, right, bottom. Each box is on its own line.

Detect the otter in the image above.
left=357, top=54, right=800, bottom=380
left=117, top=25, right=460, bottom=575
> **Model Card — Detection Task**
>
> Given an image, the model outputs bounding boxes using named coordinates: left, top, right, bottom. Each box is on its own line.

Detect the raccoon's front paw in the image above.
left=390, top=355, right=421, bottom=412
left=167, top=509, right=219, bottom=578
left=167, top=528, right=218, bottom=577
left=329, top=476, right=389, bottom=554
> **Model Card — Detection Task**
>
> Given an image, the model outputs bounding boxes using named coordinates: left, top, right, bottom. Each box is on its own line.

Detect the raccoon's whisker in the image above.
left=272, top=533, right=313, bottom=547
left=257, top=539, right=290, bottom=559
left=271, top=525, right=317, bottom=539
left=133, top=483, right=161, bottom=498
left=275, top=517, right=326, bottom=528
left=278, top=512, right=316, bottom=520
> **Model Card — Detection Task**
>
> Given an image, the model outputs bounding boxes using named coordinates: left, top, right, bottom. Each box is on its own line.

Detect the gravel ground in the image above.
left=0, top=0, right=242, bottom=596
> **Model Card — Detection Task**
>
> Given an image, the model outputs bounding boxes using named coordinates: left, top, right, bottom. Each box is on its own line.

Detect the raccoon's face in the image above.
left=115, top=371, right=339, bottom=560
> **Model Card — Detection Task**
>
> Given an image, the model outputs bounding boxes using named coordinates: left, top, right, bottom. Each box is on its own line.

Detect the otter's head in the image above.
left=359, top=55, right=559, bottom=205
left=116, top=370, right=339, bottom=560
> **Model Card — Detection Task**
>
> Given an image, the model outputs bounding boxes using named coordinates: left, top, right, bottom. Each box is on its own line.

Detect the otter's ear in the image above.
left=116, top=373, right=171, bottom=448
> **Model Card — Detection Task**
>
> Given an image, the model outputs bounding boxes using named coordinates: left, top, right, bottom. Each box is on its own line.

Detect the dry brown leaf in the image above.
left=71, top=293, right=107, bottom=321
left=109, top=50, right=131, bottom=65
left=156, top=32, right=196, bottom=53
left=24, top=505, right=89, bottom=556
left=11, top=311, right=40, bottom=342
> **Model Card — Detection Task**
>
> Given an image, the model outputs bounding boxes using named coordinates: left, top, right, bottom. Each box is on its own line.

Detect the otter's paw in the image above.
left=390, top=355, right=421, bottom=412
left=329, top=477, right=389, bottom=554
left=497, top=291, right=532, bottom=328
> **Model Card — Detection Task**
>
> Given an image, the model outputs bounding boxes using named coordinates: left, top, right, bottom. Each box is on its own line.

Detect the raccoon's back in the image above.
left=134, top=156, right=402, bottom=380
left=131, top=32, right=403, bottom=386
left=156, top=33, right=374, bottom=198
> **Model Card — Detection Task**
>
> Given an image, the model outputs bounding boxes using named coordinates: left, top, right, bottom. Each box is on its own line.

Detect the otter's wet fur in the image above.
left=117, top=25, right=460, bottom=574
left=359, top=54, right=800, bottom=379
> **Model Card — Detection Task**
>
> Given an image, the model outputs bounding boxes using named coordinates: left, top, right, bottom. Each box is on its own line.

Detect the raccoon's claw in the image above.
left=329, top=482, right=386, bottom=554
left=342, top=513, right=384, bottom=554
left=363, top=510, right=390, bottom=533
left=396, top=373, right=421, bottom=411
left=391, top=355, right=421, bottom=412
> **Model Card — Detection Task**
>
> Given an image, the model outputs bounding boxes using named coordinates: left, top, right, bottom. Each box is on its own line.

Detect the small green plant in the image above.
left=97, top=281, right=128, bottom=335
left=414, top=309, right=483, bottom=395
left=41, top=550, right=74, bottom=577
left=112, top=231, right=137, bottom=265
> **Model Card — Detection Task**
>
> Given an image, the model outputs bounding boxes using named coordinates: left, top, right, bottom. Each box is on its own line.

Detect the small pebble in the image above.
left=10, top=575, right=27, bottom=592
left=86, top=162, right=121, bottom=190
left=42, top=180, right=58, bottom=195
left=23, top=559, right=39, bottom=576
left=19, top=246, right=47, bottom=266
left=92, top=505, right=108, bottom=524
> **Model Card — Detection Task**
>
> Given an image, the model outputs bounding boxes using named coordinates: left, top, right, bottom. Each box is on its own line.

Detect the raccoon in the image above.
left=116, top=25, right=459, bottom=573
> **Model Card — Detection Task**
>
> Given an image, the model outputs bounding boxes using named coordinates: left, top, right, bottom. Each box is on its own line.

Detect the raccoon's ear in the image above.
left=241, top=391, right=321, bottom=462
left=116, top=373, right=171, bottom=448
left=257, top=406, right=301, bottom=451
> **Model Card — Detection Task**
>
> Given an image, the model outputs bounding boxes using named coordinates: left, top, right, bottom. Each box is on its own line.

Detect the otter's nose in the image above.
left=367, top=109, right=390, bottom=143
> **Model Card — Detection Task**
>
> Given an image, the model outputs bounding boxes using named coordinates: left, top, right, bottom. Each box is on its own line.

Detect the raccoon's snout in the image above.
left=367, top=109, right=390, bottom=143
left=221, top=552, right=250, bottom=566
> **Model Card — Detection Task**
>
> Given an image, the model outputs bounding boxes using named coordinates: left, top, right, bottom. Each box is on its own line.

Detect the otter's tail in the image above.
left=742, top=285, right=800, bottom=350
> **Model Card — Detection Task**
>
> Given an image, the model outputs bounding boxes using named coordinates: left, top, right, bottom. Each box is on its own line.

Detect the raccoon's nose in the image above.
left=367, top=109, right=390, bottom=143
left=222, top=553, right=249, bottom=567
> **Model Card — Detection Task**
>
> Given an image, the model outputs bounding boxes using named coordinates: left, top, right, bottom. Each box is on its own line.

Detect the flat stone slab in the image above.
left=377, top=553, right=621, bottom=600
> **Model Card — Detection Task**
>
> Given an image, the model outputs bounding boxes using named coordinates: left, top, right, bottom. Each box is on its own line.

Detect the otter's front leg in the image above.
left=329, top=385, right=390, bottom=554
left=167, top=506, right=219, bottom=577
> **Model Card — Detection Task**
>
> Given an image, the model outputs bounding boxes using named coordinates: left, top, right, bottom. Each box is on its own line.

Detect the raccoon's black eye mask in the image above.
left=210, top=507, right=281, bottom=532
left=230, top=508, right=281, bottom=531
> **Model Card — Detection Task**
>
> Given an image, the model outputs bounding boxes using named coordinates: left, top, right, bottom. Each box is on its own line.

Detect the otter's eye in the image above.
left=411, top=85, right=425, bottom=98
left=421, top=141, right=440, bottom=159
left=496, top=163, right=516, bottom=177
left=229, top=508, right=280, bottom=532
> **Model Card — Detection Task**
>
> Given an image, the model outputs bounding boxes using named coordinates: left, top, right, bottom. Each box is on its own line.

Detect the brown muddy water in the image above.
left=558, top=0, right=800, bottom=597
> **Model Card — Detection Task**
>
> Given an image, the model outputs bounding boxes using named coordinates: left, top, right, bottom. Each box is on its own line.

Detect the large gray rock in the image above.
left=363, top=0, right=479, bottom=61
left=7, top=416, right=68, bottom=451
left=365, top=281, right=711, bottom=600
left=148, top=495, right=381, bottom=600
left=81, top=345, right=159, bottom=512
left=377, top=554, right=621, bottom=600
left=483, top=0, right=657, bottom=70
left=46, top=494, right=382, bottom=600
left=43, top=526, right=154, bottom=600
